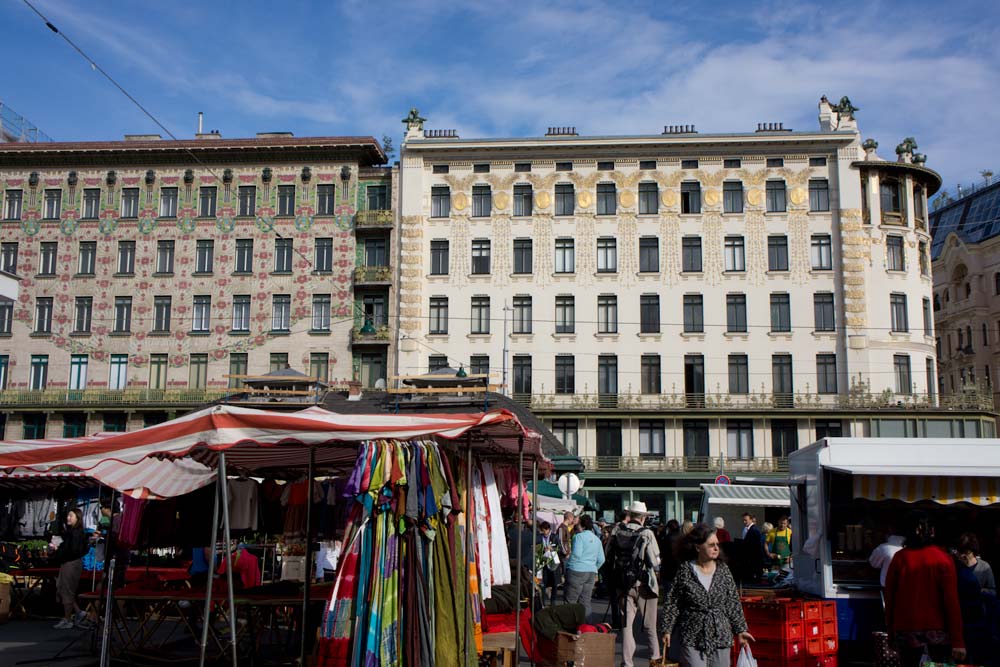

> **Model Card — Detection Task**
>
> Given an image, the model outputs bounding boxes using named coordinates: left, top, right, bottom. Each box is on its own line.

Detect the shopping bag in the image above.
left=736, top=644, right=757, bottom=667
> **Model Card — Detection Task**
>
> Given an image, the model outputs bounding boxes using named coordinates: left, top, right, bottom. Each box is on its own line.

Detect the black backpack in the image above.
left=612, top=525, right=648, bottom=590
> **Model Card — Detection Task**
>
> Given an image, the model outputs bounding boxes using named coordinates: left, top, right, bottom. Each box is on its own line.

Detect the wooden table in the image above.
left=482, top=631, right=517, bottom=667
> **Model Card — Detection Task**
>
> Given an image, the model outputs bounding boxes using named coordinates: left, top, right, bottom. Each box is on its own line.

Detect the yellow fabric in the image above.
left=853, top=475, right=1000, bottom=506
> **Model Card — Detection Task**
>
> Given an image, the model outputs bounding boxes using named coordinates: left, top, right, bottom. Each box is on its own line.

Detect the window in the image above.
left=766, top=157, right=784, bottom=168
left=189, top=354, right=208, bottom=389
left=3, top=190, right=22, bottom=220
left=431, top=186, right=450, bottom=217
left=555, top=295, right=575, bottom=333
left=274, top=238, right=293, bottom=273
left=317, top=184, right=335, bottom=216
left=109, top=354, right=128, bottom=390
left=159, top=187, right=178, bottom=218
left=682, top=236, right=702, bottom=272
left=470, top=355, right=489, bottom=376
left=232, top=295, right=250, bottom=332
left=267, top=353, right=288, bottom=373
left=69, top=354, right=88, bottom=391
left=310, top=352, right=330, bottom=383
left=729, top=354, right=749, bottom=394
left=432, top=165, right=449, bottom=175
left=117, top=240, right=135, bottom=274
left=470, top=296, right=491, bottom=334
left=727, top=294, right=747, bottom=333
left=640, top=160, right=656, bottom=170
left=597, top=161, right=614, bottom=171
left=555, top=238, right=575, bottom=273
left=597, top=237, right=617, bottom=273
left=890, top=293, right=909, bottom=332
left=271, top=295, right=290, bottom=332
left=681, top=182, right=701, bottom=214
left=38, top=242, right=57, bottom=276
left=513, top=239, right=533, bottom=274
left=472, top=185, right=491, bottom=217
left=724, top=236, right=745, bottom=272
left=471, top=239, right=491, bottom=274
left=312, top=294, right=331, bottom=331
left=555, top=161, right=572, bottom=172
left=894, top=355, right=912, bottom=394
left=639, top=182, right=658, bottom=214
left=598, top=355, right=618, bottom=395
left=277, top=185, right=295, bottom=216
left=770, top=293, right=791, bottom=332
left=198, top=186, right=217, bottom=217
left=74, top=296, right=92, bottom=333
left=887, top=236, right=905, bottom=271
left=512, top=355, right=532, bottom=396
left=235, top=185, right=256, bottom=217
left=35, top=297, right=53, bottom=333
left=367, top=184, right=389, bottom=211
left=809, top=179, right=830, bottom=211
left=0, top=299, right=10, bottom=335
left=515, top=163, right=531, bottom=173
left=595, top=420, right=622, bottom=456
left=597, top=295, right=618, bottom=333
left=555, top=355, right=575, bottom=394
left=984, top=323, right=989, bottom=347
left=513, top=184, right=533, bottom=217
left=919, top=241, right=929, bottom=276
left=681, top=159, right=699, bottom=169
left=30, top=355, right=48, bottom=390
left=817, top=353, right=838, bottom=394
left=880, top=179, right=902, bottom=214
left=428, top=355, right=448, bottom=372
left=723, top=181, right=743, bottom=213
left=149, top=354, right=169, bottom=390
left=772, top=420, right=799, bottom=457
left=772, top=354, right=793, bottom=403
left=555, top=183, right=575, bottom=216
left=551, top=420, right=578, bottom=454
left=811, top=234, right=832, bottom=270
left=727, top=421, right=753, bottom=459
left=683, top=294, right=704, bottom=333
left=429, top=297, right=448, bottom=334
left=922, top=298, right=932, bottom=337
left=684, top=419, right=709, bottom=457
left=473, top=164, right=490, bottom=174
left=430, top=240, right=449, bottom=275
left=229, top=352, right=250, bottom=389
left=685, top=355, right=706, bottom=405
left=235, top=239, right=253, bottom=273
left=641, top=354, right=661, bottom=394
left=361, top=294, right=388, bottom=328
left=637, top=294, right=661, bottom=334
left=639, top=420, right=666, bottom=456
left=83, top=188, right=100, bottom=219
left=43, top=189, right=62, bottom=219
left=764, top=238, right=789, bottom=275
left=195, top=240, right=214, bottom=273
left=1, top=242, right=17, bottom=273
left=153, top=296, right=171, bottom=332
left=22, top=414, right=46, bottom=439
left=192, top=295, right=211, bottom=332
left=363, top=238, right=387, bottom=267
left=766, top=180, right=787, bottom=212
left=814, top=293, right=835, bottom=332
left=639, top=237, right=659, bottom=273
left=597, top=183, right=616, bottom=215
left=513, top=296, right=532, bottom=334
left=0, top=355, right=9, bottom=388
left=155, top=240, right=174, bottom=274
left=723, top=158, right=741, bottom=169
left=926, top=358, right=936, bottom=401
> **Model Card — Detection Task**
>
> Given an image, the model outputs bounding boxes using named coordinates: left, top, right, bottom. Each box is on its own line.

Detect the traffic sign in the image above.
left=714, top=474, right=731, bottom=485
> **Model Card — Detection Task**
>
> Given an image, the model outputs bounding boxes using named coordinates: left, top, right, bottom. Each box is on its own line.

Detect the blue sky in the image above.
left=3, top=0, right=999, bottom=195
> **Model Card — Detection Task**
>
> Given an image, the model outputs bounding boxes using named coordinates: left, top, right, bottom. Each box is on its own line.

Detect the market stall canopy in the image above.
left=803, top=437, right=1000, bottom=477
left=699, top=483, right=791, bottom=507
left=0, top=456, right=214, bottom=499
left=853, top=475, right=1000, bottom=506
left=527, top=479, right=598, bottom=510
left=0, top=404, right=542, bottom=475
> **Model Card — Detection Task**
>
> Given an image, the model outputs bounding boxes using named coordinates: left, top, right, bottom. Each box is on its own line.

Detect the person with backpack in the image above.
left=611, top=501, right=661, bottom=667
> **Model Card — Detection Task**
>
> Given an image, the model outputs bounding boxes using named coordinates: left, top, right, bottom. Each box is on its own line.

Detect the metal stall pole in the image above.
left=464, top=435, right=473, bottom=663
left=530, top=457, right=538, bottom=667
left=98, top=489, right=120, bottom=667
left=198, top=477, right=222, bottom=667
left=218, top=453, right=238, bottom=667
left=300, top=446, right=316, bottom=666
left=513, top=436, right=524, bottom=662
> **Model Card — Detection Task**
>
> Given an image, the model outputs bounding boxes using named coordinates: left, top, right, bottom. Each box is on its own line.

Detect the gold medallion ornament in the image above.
left=746, top=189, right=764, bottom=207
left=493, top=192, right=510, bottom=211
left=703, top=189, right=721, bottom=207
left=577, top=191, right=593, bottom=209
left=661, top=191, right=679, bottom=208
left=535, top=191, right=552, bottom=209
left=452, top=192, right=469, bottom=211
left=619, top=190, right=636, bottom=208
left=789, top=187, right=807, bottom=206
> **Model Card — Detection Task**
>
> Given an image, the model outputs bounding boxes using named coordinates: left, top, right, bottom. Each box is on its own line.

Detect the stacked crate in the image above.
left=738, top=599, right=839, bottom=667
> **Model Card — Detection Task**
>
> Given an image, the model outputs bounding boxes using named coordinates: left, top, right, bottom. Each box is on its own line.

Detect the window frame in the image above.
left=596, top=183, right=617, bottom=215
left=724, top=235, right=746, bottom=272
left=430, top=239, right=449, bottom=275
left=638, top=182, right=658, bottom=215
left=683, top=294, right=704, bottom=333
left=682, top=236, right=702, bottom=272
left=726, top=294, right=747, bottom=333
left=198, top=186, right=217, bottom=218
left=471, top=239, right=491, bottom=275
left=159, top=187, right=178, bottom=218
left=555, top=183, right=575, bottom=216
left=597, top=295, right=618, bottom=334
left=429, top=296, right=449, bottom=334
left=639, top=237, right=659, bottom=273
left=766, top=180, right=787, bottom=213
left=809, top=178, right=830, bottom=212
left=723, top=180, right=744, bottom=214
left=596, top=237, right=618, bottom=273
left=813, top=292, right=835, bottom=332
left=811, top=234, right=833, bottom=270
left=277, top=185, right=295, bottom=217
left=640, top=294, right=660, bottom=334
left=817, top=353, right=838, bottom=394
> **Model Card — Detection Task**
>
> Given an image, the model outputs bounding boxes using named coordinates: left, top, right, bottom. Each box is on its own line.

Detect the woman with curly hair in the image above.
left=658, top=522, right=753, bottom=667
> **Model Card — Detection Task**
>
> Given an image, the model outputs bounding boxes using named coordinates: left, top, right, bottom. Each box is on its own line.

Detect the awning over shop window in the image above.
left=699, top=483, right=791, bottom=507
left=853, top=474, right=1000, bottom=506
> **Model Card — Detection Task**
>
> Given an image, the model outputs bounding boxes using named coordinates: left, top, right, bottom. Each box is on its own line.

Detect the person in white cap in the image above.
left=609, top=501, right=661, bottom=667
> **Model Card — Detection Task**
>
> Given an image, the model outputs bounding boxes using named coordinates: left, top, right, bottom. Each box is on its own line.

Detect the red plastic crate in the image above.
left=754, top=638, right=805, bottom=661
left=821, top=600, right=837, bottom=621
left=802, top=655, right=836, bottom=667
left=749, top=618, right=804, bottom=642
left=803, top=601, right=823, bottom=621
left=819, top=634, right=838, bottom=655
left=804, top=636, right=826, bottom=656
left=744, top=600, right=805, bottom=624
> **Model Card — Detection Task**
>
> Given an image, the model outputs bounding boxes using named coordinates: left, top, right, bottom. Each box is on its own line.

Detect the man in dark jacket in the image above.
left=739, top=513, right=768, bottom=581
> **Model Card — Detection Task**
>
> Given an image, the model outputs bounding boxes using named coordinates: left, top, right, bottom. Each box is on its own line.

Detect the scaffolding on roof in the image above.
left=0, top=100, right=53, bottom=143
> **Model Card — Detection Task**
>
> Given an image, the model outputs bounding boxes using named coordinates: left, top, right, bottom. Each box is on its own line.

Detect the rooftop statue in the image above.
left=832, top=96, right=859, bottom=120
left=402, top=108, right=426, bottom=130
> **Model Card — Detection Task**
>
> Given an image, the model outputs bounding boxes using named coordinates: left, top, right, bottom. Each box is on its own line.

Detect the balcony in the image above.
left=579, top=455, right=789, bottom=475
left=350, top=325, right=391, bottom=345
left=353, top=265, right=392, bottom=284
left=354, top=209, right=394, bottom=228
left=0, top=388, right=231, bottom=407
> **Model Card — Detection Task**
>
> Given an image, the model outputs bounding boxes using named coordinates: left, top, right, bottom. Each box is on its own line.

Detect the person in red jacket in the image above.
left=884, top=512, right=966, bottom=666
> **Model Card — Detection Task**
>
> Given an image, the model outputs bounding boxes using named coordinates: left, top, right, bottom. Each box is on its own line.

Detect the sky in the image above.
left=2, top=0, right=999, bottom=196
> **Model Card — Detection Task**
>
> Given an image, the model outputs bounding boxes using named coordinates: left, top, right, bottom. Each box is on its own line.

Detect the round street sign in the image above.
left=715, top=474, right=731, bottom=485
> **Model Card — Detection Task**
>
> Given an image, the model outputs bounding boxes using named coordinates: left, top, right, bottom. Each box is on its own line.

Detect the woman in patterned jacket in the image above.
left=658, top=523, right=754, bottom=667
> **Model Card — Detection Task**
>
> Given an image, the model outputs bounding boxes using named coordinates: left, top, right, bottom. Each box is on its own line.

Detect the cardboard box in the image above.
left=554, top=631, right=615, bottom=667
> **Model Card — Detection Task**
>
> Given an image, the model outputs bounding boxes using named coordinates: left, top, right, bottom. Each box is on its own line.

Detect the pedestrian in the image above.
left=50, top=508, right=89, bottom=629
left=884, top=511, right=965, bottom=666
left=953, top=533, right=998, bottom=664
left=767, top=516, right=793, bottom=568
left=713, top=518, right=732, bottom=544
left=601, top=516, right=623, bottom=628
left=538, top=521, right=561, bottom=606
left=869, top=526, right=905, bottom=587
left=658, top=523, right=754, bottom=667
left=955, top=532, right=996, bottom=593
left=610, top=501, right=661, bottom=667
left=740, top=513, right=768, bottom=579
left=564, top=515, right=605, bottom=620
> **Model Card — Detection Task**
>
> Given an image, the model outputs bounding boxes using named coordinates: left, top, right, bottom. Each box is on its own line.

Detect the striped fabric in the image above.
left=853, top=474, right=1000, bottom=506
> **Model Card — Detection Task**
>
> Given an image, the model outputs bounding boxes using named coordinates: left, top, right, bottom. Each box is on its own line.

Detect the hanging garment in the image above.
left=282, top=478, right=323, bottom=538
left=218, top=548, right=262, bottom=589
left=227, top=478, right=260, bottom=531
left=259, top=479, right=285, bottom=535
left=483, top=463, right=512, bottom=587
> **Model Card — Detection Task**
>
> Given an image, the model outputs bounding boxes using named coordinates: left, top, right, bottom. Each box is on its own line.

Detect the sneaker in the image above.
left=74, top=610, right=88, bottom=624
left=54, top=619, right=74, bottom=629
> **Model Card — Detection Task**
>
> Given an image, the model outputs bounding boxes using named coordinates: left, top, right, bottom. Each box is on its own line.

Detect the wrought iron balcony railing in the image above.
left=579, top=455, right=789, bottom=474
left=354, top=210, right=394, bottom=227
left=353, top=265, right=393, bottom=283
left=0, top=388, right=231, bottom=407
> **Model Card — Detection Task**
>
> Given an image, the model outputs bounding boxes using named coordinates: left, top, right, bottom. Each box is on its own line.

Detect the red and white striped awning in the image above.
left=0, top=405, right=539, bottom=482
left=1, top=457, right=215, bottom=500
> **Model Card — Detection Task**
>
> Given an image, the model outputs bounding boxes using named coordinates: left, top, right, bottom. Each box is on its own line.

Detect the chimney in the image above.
left=198, top=111, right=203, bottom=135
left=347, top=380, right=363, bottom=401
left=124, top=134, right=162, bottom=141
